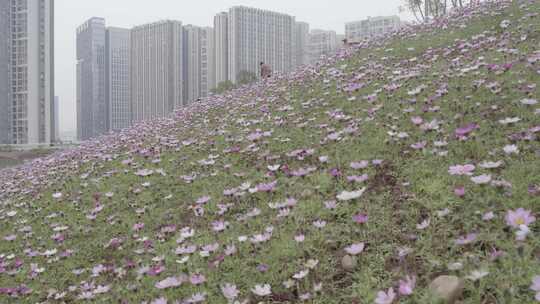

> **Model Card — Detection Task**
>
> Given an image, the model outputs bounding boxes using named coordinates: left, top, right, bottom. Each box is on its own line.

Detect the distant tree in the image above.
left=237, top=70, right=257, bottom=85
left=404, top=0, right=472, bottom=22
left=211, top=80, right=236, bottom=94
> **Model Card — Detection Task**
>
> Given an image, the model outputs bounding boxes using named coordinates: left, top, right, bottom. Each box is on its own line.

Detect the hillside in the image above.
left=1, top=1, right=539, bottom=303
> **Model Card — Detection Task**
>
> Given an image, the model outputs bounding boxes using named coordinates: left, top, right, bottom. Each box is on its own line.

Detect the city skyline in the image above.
left=56, top=0, right=411, bottom=135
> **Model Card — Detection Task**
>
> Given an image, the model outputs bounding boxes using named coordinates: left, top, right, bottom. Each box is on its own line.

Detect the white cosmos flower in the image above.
left=337, top=188, right=366, bottom=201
left=251, top=284, right=271, bottom=296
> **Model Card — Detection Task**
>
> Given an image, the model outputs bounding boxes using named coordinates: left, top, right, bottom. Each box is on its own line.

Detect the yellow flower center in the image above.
left=516, top=218, right=525, bottom=225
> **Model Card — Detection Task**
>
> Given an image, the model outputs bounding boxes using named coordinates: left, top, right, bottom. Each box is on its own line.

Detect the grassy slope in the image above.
left=1, top=1, right=539, bottom=303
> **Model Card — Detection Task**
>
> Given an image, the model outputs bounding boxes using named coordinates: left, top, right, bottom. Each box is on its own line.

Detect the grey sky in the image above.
left=56, top=0, right=410, bottom=133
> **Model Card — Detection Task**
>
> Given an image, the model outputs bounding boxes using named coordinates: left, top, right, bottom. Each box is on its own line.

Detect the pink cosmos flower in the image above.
left=353, top=213, right=368, bottom=224
left=212, top=220, right=229, bottom=232
left=189, top=273, right=206, bottom=285
left=347, top=174, right=369, bottom=183
left=506, top=208, right=536, bottom=228
left=398, top=275, right=416, bottom=296
left=132, top=223, right=144, bottom=231
left=324, top=200, right=338, bottom=209
left=448, top=164, right=475, bottom=176
left=455, top=123, right=478, bottom=138
left=454, top=186, right=466, bottom=197
left=482, top=211, right=495, bottom=221
left=186, top=292, right=206, bottom=303
left=411, top=141, right=427, bottom=150
left=221, top=283, right=239, bottom=300
left=411, top=116, right=423, bottom=125
left=375, top=288, right=396, bottom=304
left=350, top=161, right=369, bottom=169
left=345, top=243, right=365, bottom=255
left=256, top=181, right=277, bottom=192
left=455, top=233, right=477, bottom=245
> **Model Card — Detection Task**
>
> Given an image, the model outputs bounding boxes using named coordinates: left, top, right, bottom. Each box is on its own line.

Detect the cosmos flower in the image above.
left=471, top=174, right=492, bottom=184
left=375, top=288, right=396, bottom=304
left=337, top=188, right=366, bottom=201
left=221, top=283, right=239, bottom=300
left=398, top=276, right=416, bottom=296
left=448, top=164, right=475, bottom=176
left=155, top=276, right=184, bottom=289
left=506, top=208, right=536, bottom=228
left=455, top=233, right=477, bottom=245
left=251, top=284, right=271, bottom=296
left=353, top=213, right=368, bottom=224
left=345, top=243, right=365, bottom=255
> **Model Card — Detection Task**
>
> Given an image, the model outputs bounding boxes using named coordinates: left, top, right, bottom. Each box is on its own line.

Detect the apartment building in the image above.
left=130, top=20, right=184, bottom=122
left=76, top=17, right=107, bottom=141
left=106, top=27, right=131, bottom=131
left=294, top=21, right=310, bottom=67
left=308, top=29, right=338, bottom=63
left=346, top=16, right=401, bottom=41
left=214, top=12, right=228, bottom=86
left=224, top=6, right=296, bottom=83
left=0, top=0, right=55, bottom=144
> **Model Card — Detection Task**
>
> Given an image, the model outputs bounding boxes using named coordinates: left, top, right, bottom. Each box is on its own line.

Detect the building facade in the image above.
left=213, top=12, right=228, bottom=86
left=0, top=0, right=55, bottom=145
left=183, top=26, right=215, bottom=103
left=54, top=96, right=59, bottom=141
left=0, top=0, right=10, bottom=144
left=202, top=27, right=215, bottom=97
left=345, top=16, right=401, bottom=41
left=308, top=29, right=338, bottom=63
left=226, top=6, right=296, bottom=83
left=76, top=17, right=107, bottom=141
left=106, top=27, right=131, bottom=131
left=293, top=22, right=310, bottom=67
left=131, top=21, right=184, bottom=122
left=183, top=25, right=202, bottom=103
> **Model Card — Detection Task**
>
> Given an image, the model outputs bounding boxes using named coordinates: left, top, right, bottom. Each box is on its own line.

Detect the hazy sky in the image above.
left=56, top=0, right=410, bottom=133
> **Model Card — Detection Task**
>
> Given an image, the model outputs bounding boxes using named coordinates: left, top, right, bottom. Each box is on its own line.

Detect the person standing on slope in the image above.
left=260, top=62, right=272, bottom=79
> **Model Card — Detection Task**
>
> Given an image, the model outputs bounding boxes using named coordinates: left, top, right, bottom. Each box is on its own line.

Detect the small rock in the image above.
left=429, top=275, right=464, bottom=303
left=341, top=255, right=357, bottom=271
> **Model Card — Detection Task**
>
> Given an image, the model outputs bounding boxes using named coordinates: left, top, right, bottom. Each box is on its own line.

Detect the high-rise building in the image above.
left=106, top=27, right=131, bottom=131
left=308, top=29, right=338, bottom=63
left=293, top=22, right=310, bottom=67
left=183, top=25, right=202, bottom=103
left=0, top=0, right=10, bottom=145
left=76, top=17, right=107, bottom=141
left=54, top=96, right=59, bottom=141
left=131, top=21, right=184, bottom=122
left=213, top=12, right=228, bottom=86
left=226, top=6, right=296, bottom=83
left=214, top=13, right=228, bottom=86
left=0, top=0, right=55, bottom=145
left=345, top=16, right=401, bottom=41
left=183, top=25, right=216, bottom=103
left=202, top=27, right=215, bottom=97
